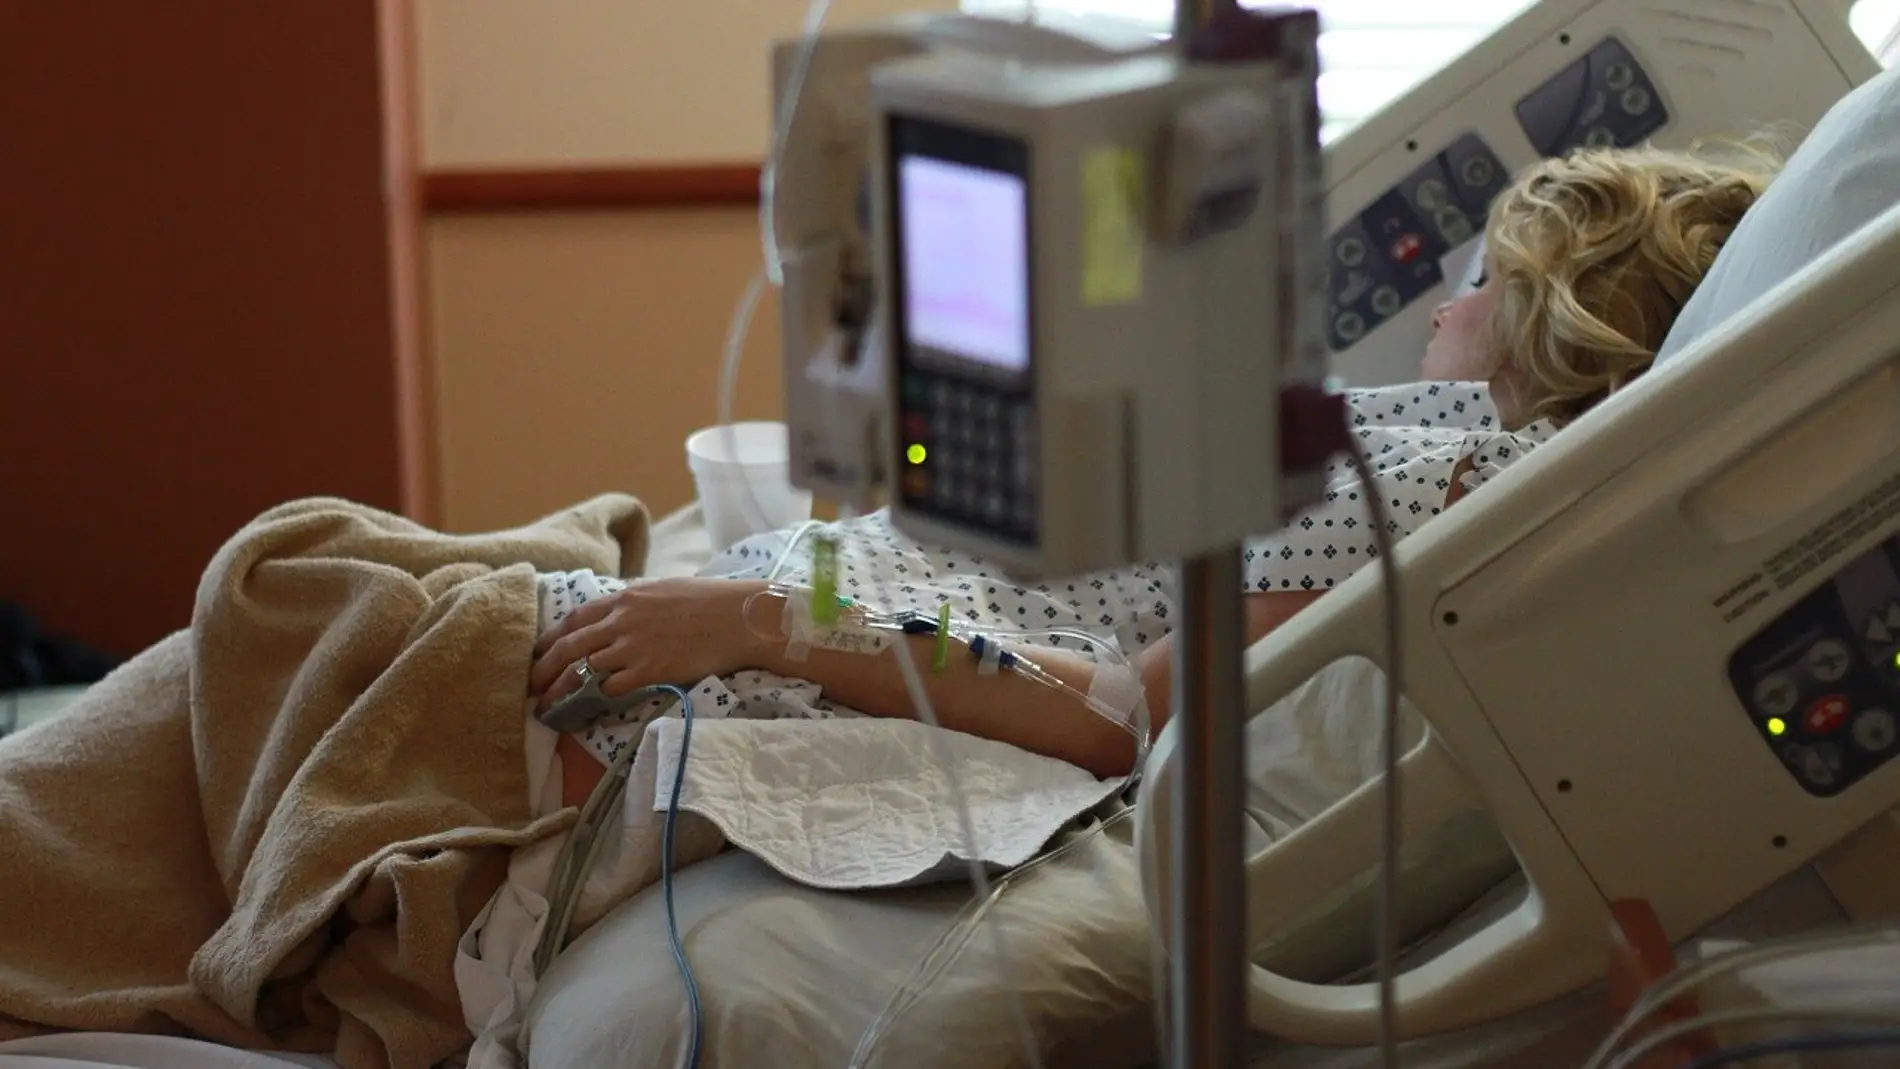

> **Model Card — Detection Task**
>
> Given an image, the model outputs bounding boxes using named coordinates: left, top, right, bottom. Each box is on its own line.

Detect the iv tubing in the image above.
left=856, top=417, right=1050, bottom=1069
left=738, top=584, right=1152, bottom=747
left=717, top=0, right=838, bottom=549
left=759, top=0, right=837, bottom=288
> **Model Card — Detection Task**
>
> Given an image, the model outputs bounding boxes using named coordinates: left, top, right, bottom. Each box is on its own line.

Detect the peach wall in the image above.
left=426, top=209, right=783, bottom=532
left=415, top=0, right=952, bottom=168
left=415, top=0, right=951, bottom=530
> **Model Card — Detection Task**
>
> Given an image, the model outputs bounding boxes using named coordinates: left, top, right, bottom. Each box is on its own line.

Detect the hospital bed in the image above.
left=6, top=7, right=1900, bottom=1069
left=513, top=12, right=1900, bottom=1069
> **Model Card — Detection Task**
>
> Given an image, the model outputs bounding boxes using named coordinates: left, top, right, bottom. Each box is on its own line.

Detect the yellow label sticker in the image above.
left=1080, top=147, right=1145, bottom=307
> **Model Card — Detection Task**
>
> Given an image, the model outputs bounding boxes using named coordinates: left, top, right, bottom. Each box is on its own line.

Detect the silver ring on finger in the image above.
left=573, top=655, right=595, bottom=684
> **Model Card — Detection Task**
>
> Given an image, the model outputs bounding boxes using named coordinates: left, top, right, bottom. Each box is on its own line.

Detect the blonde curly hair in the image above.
left=1484, top=144, right=1779, bottom=426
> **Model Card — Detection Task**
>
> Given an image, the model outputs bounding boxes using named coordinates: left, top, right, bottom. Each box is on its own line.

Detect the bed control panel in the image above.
left=1516, top=35, right=1669, bottom=158
left=1325, top=133, right=1511, bottom=352
left=1730, top=534, right=1900, bottom=797
left=1325, top=35, right=1671, bottom=357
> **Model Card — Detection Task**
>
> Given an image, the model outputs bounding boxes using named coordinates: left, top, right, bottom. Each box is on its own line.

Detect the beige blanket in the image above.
left=0, top=494, right=649, bottom=1069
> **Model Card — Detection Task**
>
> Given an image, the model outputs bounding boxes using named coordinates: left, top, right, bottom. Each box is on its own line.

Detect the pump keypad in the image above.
left=1516, top=36, right=1669, bottom=158
left=1729, top=535, right=1900, bottom=797
left=897, top=371, right=1038, bottom=544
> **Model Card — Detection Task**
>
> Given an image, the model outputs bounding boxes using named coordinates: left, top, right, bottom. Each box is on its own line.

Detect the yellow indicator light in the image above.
left=907, top=443, right=928, bottom=465
left=1767, top=717, right=1788, bottom=737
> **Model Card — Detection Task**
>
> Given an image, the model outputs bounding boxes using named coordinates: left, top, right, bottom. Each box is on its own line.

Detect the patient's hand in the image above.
left=1444, top=454, right=1481, bottom=510
left=529, top=576, right=772, bottom=712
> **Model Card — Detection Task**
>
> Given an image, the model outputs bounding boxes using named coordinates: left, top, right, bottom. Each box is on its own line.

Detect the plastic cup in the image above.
left=685, top=421, right=815, bottom=554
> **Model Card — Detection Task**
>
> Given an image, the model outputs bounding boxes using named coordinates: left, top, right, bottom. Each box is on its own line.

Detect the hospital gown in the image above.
left=540, top=380, right=1554, bottom=770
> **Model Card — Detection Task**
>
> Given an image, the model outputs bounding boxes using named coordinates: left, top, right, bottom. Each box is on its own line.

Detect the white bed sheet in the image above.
left=0, top=1034, right=332, bottom=1069
left=557, top=505, right=1862, bottom=1069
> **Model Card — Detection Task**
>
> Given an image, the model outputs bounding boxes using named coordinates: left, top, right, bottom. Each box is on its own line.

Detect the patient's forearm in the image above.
left=754, top=636, right=1139, bottom=779
left=1133, top=588, right=1326, bottom=738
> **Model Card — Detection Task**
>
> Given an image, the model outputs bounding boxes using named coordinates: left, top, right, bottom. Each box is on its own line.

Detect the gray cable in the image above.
left=1345, top=436, right=1405, bottom=1069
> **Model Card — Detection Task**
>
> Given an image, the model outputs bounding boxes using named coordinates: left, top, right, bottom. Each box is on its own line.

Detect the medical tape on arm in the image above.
left=778, top=585, right=891, bottom=662
left=779, top=587, right=815, bottom=663
left=1087, top=654, right=1149, bottom=739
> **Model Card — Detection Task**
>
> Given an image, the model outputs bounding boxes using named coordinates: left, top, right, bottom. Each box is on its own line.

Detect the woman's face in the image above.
left=1420, top=278, right=1501, bottom=382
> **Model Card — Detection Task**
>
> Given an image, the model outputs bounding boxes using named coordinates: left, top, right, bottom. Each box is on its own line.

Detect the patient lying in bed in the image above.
left=0, top=143, right=1777, bottom=1069
left=533, top=143, right=1778, bottom=809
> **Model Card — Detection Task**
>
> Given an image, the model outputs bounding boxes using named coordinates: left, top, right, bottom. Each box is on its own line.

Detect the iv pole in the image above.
left=1169, top=2, right=1251, bottom=1063
left=1172, top=548, right=1250, bottom=1068
left=1170, top=2, right=1259, bottom=1067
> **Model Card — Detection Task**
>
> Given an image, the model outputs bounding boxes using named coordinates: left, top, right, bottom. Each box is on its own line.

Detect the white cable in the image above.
left=879, top=602, right=1048, bottom=1069
left=1604, top=1007, right=1900, bottom=1069
left=760, top=0, right=838, bottom=288
left=717, top=0, right=836, bottom=551
left=1345, top=435, right=1405, bottom=1069
left=716, top=269, right=778, bottom=541
left=1583, top=923, right=1900, bottom=1069
left=850, top=809, right=1137, bottom=1067
left=840, top=406, right=1049, bottom=1066
left=740, top=492, right=1050, bottom=1068
left=1146, top=830, right=1176, bottom=1065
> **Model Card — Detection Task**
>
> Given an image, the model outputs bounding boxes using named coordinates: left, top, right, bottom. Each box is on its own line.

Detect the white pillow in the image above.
left=1655, top=64, right=1900, bottom=364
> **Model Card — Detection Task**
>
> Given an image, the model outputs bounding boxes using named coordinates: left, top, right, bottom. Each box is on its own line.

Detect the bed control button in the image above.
left=1853, top=709, right=1897, bottom=753
left=1605, top=61, right=1635, bottom=91
left=1804, top=695, right=1851, bottom=735
left=1619, top=87, right=1652, bottom=116
left=1578, top=90, right=1607, bottom=127
left=1783, top=742, right=1844, bottom=789
left=1753, top=673, right=1800, bottom=718
left=1334, top=311, right=1366, bottom=343
left=1806, top=639, right=1853, bottom=683
left=1866, top=614, right=1893, bottom=645
left=1435, top=210, right=1475, bottom=246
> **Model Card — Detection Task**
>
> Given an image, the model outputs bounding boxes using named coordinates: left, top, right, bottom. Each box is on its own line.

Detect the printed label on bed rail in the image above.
left=1714, top=470, right=1900, bottom=624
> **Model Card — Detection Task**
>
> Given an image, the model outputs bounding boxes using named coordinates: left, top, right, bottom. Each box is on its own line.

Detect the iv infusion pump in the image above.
left=769, top=10, right=1333, bottom=580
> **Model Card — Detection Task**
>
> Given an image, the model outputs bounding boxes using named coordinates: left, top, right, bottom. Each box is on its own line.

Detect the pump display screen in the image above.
left=897, top=156, right=1031, bottom=371
left=888, top=116, right=1038, bottom=547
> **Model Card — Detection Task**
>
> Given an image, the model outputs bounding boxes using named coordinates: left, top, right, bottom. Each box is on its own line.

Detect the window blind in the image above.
left=958, top=0, right=1538, bottom=141
left=960, top=0, right=1900, bottom=140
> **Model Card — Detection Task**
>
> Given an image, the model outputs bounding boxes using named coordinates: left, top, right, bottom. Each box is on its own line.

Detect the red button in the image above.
left=1805, top=695, right=1851, bottom=734
left=1390, top=233, right=1424, bottom=263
